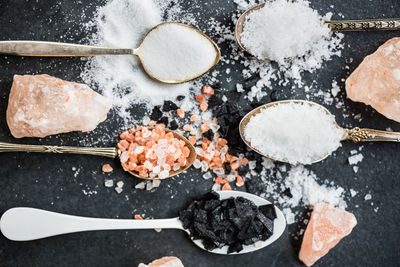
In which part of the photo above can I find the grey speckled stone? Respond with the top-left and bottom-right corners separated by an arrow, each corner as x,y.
0,0 -> 399,266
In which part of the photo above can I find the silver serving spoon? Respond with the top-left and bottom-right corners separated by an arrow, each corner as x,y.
0,127 -> 196,180
239,100 -> 400,164
0,22 -> 221,84
0,191 -> 286,255
235,2 -> 400,58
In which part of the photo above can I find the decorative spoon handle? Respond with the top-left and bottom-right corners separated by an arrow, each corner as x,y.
344,127 -> 400,142
0,207 -> 183,241
326,18 -> 400,31
0,41 -> 133,56
0,142 -> 118,158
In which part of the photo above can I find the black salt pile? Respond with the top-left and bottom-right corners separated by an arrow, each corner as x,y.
179,192 -> 277,253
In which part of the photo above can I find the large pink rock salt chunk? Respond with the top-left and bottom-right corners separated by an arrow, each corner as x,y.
6,74 -> 112,138
299,202 -> 357,266
346,37 -> 400,122
138,256 -> 184,267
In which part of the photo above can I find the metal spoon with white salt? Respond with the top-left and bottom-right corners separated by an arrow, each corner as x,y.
235,2 -> 400,59
0,127 -> 196,180
239,100 -> 400,164
0,22 -> 221,84
0,191 -> 286,255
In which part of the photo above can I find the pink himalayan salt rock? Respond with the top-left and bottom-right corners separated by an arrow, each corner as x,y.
299,203 -> 357,266
138,256 -> 184,267
6,74 -> 112,138
346,37 -> 400,122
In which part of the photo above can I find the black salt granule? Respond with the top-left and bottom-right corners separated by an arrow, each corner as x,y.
179,192 -> 277,253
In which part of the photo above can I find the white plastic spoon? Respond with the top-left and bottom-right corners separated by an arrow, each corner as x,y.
0,191 -> 286,255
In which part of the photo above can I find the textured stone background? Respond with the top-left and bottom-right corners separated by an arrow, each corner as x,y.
0,0 -> 399,266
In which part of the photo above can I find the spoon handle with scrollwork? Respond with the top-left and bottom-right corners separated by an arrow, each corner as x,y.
326,18 -> 400,31
343,127 -> 400,142
0,142 -> 118,158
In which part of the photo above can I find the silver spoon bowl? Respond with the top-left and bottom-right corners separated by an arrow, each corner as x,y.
235,2 -> 400,59
239,100 -> 400,164
0,191 -> 286,255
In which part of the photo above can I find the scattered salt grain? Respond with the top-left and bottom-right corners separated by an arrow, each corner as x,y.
203,172 -> 212,180
104,179 -> 114,188
240,0 -> 333,62
348,153 -> 364,165
135,182 -> 146,190
364,193 -> 372,201
139,23 -> 218,82
244,102 -> 344,165
117,181 -> 124,188
115,187 -> 123,194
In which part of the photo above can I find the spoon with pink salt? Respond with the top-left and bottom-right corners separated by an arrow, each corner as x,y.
0,126 -> 196,180
0,22 -> 221,84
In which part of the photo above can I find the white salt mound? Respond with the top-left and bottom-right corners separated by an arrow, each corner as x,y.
240,0 -> 332,63
139,23 -> 217,82
81,0 -> 192,119
244,102 -> 344,165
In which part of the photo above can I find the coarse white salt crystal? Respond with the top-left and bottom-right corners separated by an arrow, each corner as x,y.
244,102 -> 344,165
364,193 -> 372,201
116,181 -> 124,188
152,179 -> 161,188
139,23 -> 217,82
240,0 -> 332,63
144,160 -> 153,170
350,149 -> 358,155
193,159 -> 202,169
135,146 -> 145,154
158,170 -> 169,179
120,151 -> 129,163
348,153 -> 363,165
135,182 -> 146,189
146,181 -> 154,191
227,174 -> 236,182
222,95 -> 228,102
353,166 -> 359,173
152,165 -> 161,174
104,179 -> 114,188
115,187 -> 123,194
162,164 -> 171,171
212,183 -> 221,191
248,161 -> 257,170
149,172 -> 157,178
201,160 -> 209,172
213,167 -> 225,176
142,116 -> 151,126
350,189 -> 358,197
173,163 -> 181,171
203,172 -> 212,180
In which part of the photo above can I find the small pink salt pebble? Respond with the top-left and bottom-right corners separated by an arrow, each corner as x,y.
299,203 -> 357,266
138,256 -> 184,267
346,37 -> 400,122
102,164 -> 113,173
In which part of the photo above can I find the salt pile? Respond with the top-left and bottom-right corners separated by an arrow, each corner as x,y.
139,23 -> 218,82
244,102 -> 344,165
81,0 -> 193,120
241,0 -> 332,63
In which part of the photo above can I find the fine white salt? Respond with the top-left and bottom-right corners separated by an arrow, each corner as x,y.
81,0 -> 194,121
240,0 -> 332,63
244,102 -> 344,165
139,23 -> 217,82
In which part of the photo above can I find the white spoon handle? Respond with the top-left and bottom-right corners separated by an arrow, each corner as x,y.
0,41 -> 133,56
0,207 -> 183,241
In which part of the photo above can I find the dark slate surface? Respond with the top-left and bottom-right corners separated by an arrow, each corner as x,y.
0,0 -> 399,266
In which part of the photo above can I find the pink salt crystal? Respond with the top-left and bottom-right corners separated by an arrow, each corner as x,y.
6,74 -> 111,138
138,256 -> 184,267
299,202 -> 357,266
346,37 -> 400,122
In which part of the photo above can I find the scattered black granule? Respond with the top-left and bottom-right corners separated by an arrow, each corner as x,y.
150,106 -> 162,121
179,191 -> 276,253
224,162 -> 231,173
176,95 -> 185,101
169,119 -> 178,130
282,188 -> 292,198
208,95 -> 223,108
211,83 -> 221,89
203,129 -> 214,140
159,117 -> 169,126
162,100 -> 178,112
242,75 -> 259,90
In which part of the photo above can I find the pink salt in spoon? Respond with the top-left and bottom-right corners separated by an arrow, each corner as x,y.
0,127 -> 196,180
